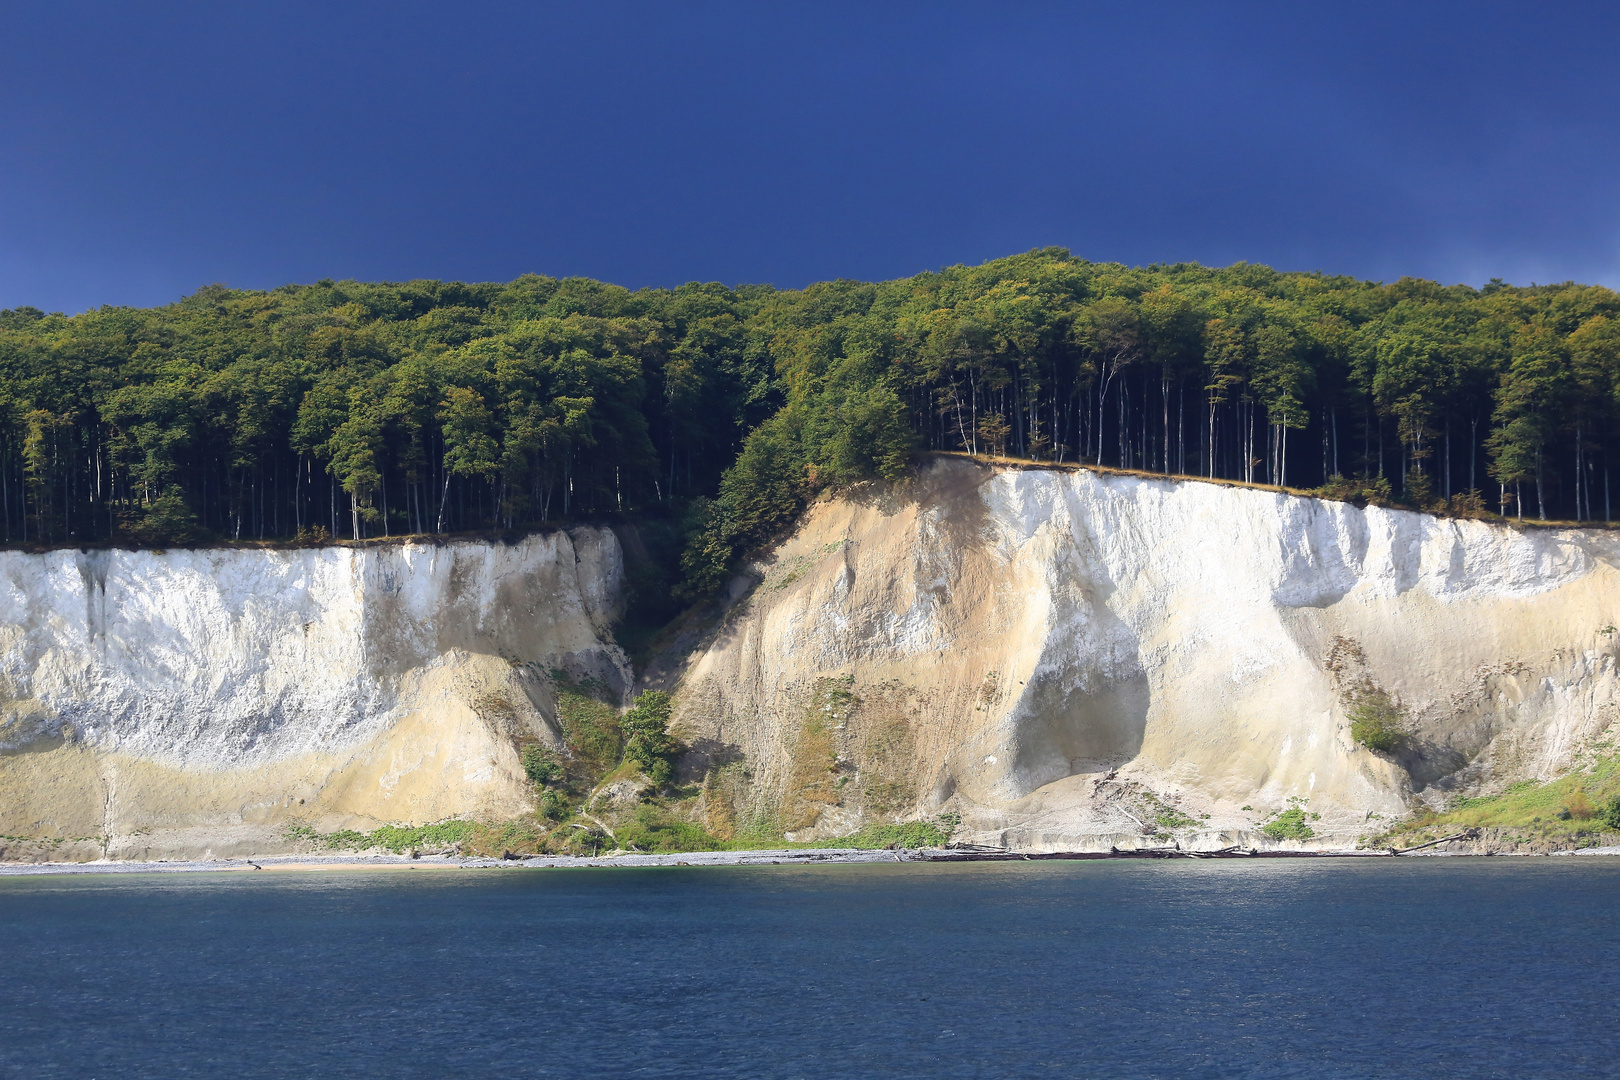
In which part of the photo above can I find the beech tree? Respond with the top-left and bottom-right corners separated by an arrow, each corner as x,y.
0,252 -> 1616,554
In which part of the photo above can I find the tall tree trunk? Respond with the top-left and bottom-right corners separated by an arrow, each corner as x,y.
1207,398 -> 1216,479
1470,416 -> 1479,493
1537,449 -> 1546,520
1177,380 -> 1185,474
1161,373 -> 1170,474
1575,424 -> 1583,521
1443,419 -> 1451,499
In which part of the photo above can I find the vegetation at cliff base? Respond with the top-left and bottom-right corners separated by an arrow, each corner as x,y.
620,690 -> 676,785
284,819 -> 480,854
1373,751 -> 1620,850
4,252 -> 1619,586
821,813 -> 961,850
1260,798 -> 1319,841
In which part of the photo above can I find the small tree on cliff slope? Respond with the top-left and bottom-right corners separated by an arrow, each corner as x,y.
622,690 -> 675,785
1348,687 -> 1408,753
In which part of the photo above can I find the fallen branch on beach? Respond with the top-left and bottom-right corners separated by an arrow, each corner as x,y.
1113,805 -> 1150,831
1390,829 -> 1479,854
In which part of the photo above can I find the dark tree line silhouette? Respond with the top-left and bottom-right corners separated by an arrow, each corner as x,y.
2,251 -> 1616,584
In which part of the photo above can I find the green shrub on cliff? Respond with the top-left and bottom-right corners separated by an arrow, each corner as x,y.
125,485 -> 213,545
288,819 -> 479,853
520,745 -> 562,785
613,805 -> 725,853
1154,806 -> 1199,831
1348,689 -> 1408,753
1600,795 -> 1620,831
831,813 -> 960,850
552,676 -> 622,778
621,690 -> 676,785
535,787 -> 568,821
1261,806 -> 1317,841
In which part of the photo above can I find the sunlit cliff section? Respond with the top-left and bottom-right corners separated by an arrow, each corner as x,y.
0,529 -> 630,860
2,459 -> 1616,862
670,458 -> 1620,850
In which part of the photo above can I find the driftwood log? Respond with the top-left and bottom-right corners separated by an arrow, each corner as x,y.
1391,828 -> 1480,854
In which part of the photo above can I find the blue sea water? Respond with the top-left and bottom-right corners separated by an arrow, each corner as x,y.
1,857 -> 1618,1079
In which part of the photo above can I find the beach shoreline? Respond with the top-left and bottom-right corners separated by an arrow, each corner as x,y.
0,848 -> 920,876
6,844 -> 1620,876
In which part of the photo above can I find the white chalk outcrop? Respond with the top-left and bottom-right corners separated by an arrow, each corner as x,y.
672,458 -> 1620,850
0,530 -> 629,859
6,458 -> 1617,862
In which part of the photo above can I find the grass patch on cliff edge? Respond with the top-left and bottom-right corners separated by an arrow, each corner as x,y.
1371,749 -> 1620,849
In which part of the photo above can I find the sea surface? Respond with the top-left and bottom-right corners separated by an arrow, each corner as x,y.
1,857 -> 1617,1079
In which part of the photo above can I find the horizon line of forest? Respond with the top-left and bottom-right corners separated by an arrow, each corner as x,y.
1,247 -> 1616,595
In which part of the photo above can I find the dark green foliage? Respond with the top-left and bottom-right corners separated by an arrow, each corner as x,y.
621,690 -> 676,785
536,788 -> 567,821
613,805 -> 726,853
125,484 -> 210,544
520,744 -> 562,785
0,276 -> 770,546
673,497 -> 732,601
3,252 -> 1618,571
612,512 -> 697,663
1602,795 -> 1620,831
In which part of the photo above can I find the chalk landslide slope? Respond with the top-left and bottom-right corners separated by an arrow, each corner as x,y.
672,458 -> 1620,850
0,529 -> 629,861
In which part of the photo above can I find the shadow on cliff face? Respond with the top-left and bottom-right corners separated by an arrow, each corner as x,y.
987,537 -> 1151,801
352,536 -> 632,702
611,516 -> 693,670
995,477 -> 1152,800
1395,738 -> 1471,791
838,455 -> 995,551
1006,659 -> 1151,798
675,737 -> 745,784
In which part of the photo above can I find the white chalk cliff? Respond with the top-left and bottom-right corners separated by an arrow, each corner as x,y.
672,458 -> 1620,850
0,530 -> 629,859
3,459 -> 1617,860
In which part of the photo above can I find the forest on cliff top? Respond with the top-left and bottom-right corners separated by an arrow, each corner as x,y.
2,248 -> 1617,586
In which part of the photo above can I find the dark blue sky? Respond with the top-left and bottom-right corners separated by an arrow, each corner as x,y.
3,1 -> 1618,313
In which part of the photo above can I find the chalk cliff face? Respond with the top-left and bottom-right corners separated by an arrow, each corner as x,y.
0,530 -> 629,859
5,459 -> 1618,861
672,459 -> 1620,850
